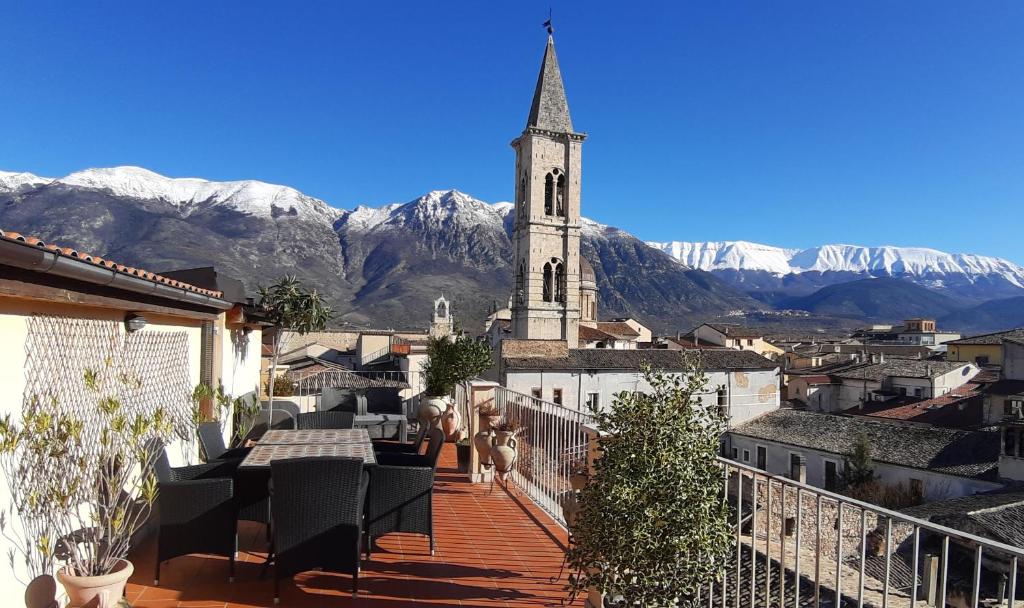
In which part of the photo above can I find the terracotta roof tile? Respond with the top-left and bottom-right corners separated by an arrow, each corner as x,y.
0,228 -> 223,298
579,325 -> 615,342
594,321 -> 640,337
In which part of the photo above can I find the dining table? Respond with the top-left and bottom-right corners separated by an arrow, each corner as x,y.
237,427 -> 378,578
238,427 -> 378,470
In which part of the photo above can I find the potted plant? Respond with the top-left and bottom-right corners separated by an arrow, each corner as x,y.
565,357 -> 733,606
420,334 -> 492,434
456,437 -> 472,473
0,365 -> 172,607
489,415 -> 521,481
258,276 -> 332,419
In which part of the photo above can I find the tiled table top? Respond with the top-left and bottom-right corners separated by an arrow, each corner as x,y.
260,428 -> 370,445
240,428 -> 377,468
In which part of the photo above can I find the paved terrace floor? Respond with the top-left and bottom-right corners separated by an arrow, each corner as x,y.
125,444 -> 582,607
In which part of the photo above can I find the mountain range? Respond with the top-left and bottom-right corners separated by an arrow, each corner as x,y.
2,166 -> 1021,334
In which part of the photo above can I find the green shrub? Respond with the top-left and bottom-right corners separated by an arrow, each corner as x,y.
567,356 -> 732,606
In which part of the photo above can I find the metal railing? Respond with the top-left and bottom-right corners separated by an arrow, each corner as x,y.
707,457 -> 1024,608
288,369 -> 425,418
360,345 -> 392,366
492,386 -> 596,526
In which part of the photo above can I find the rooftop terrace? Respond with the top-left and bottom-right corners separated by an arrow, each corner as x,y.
124,443 -> 579,607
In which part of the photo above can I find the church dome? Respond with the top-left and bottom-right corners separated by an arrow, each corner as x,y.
580,256 -> 597,286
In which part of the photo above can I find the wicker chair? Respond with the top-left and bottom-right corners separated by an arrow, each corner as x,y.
197,421 -> 251,462
295,411 -> 355,430
372,423 -> 427,455
241,408 -> 296,444
270,456 -> 368,602
150,442 -> 237,586
366,428 -> 445,556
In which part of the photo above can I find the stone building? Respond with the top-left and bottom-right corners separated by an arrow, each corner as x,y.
509,34 -> 587,348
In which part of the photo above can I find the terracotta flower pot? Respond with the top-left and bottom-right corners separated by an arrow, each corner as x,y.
473,430 -> 494,465
440,401 -> 461,441
418,396 -> 447,429
491,431 -> 518,479
57,559 -> 134,608
560,491 -> 580,528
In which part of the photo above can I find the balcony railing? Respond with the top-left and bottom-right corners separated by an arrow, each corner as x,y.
711,457 -> 1024,608
491,386 -> 595,526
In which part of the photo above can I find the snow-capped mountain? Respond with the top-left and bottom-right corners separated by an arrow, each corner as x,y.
0,170 -> 52,193
54,166 -> 341,223
0,168 -> 757,330
649,240 -> 1024,291
2,164 -> 1021,330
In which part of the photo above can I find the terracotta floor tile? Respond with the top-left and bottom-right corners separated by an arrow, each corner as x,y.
126,444 -> 581,608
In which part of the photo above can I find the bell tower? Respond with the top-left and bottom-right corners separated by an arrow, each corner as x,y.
510,34 -> 586,348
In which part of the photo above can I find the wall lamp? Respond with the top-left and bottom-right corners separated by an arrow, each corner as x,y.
125,313 -> 147,333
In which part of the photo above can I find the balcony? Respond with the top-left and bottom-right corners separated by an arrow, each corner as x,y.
123,442 -> 580,607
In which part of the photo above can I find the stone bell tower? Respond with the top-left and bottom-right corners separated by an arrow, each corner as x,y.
510,34 -> 586,348
429,294 -> 453,339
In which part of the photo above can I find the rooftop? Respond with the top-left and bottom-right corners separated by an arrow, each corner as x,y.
702,323 -> 764,339
854,383 -> 984,428
902,490 -> 1024,549
730,409 -> 999,479
504,348 -> 777,371
947,328 -> 1024,346
593,321 -> 640,338
0,228 -> 224,298
831,359 -> 973,382
578,324 -> 615,342
124,444 -> 579,607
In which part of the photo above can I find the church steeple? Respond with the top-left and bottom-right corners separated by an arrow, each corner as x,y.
526,36 -> 574,133
510,33 -> 585,348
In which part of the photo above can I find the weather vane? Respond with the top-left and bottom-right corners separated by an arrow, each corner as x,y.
542,9 -> 553,35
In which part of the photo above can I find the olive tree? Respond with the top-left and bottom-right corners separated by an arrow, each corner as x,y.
421,335 -> 493,397
259,276 -> 332,416
567,355 -> 732,607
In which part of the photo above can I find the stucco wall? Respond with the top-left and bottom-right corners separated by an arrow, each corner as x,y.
0,297 -> 207,593
1005,341 -> 1024,381
504,367 -> 779,427
948,344 -> 1003,366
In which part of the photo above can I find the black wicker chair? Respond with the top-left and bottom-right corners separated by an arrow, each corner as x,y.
241,408 -> 296,444
270,456 -> 368,602
372,423 -> 427,455
366,428 -> 445,556
295,411 -> 355,430
150,441 -> 237,586
197,421 -> 251,462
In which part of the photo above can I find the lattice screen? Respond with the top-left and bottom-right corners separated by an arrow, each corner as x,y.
23,315 -> 195,447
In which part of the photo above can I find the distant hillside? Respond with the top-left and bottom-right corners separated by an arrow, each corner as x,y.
780,277 -> 966,321
940,296 -> 1024,333
0,166 -> 762,333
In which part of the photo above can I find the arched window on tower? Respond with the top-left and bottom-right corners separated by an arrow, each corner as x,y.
518,174 -> 527,226
555,263 -> 566,302
556,174 -> 566,216
516,261 -> 526,305
544,173 -> 554,215
542,263 -> 553,302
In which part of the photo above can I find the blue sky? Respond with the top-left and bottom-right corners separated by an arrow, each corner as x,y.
2,2 -> 1023,263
